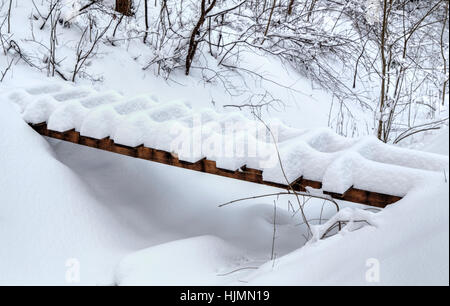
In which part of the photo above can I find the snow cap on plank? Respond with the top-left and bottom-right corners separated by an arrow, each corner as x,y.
23,96 -> 60,125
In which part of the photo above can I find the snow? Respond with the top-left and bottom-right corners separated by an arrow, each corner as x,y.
48,101 -> 90,132
0,101 -> 123,285
0,0 -> 448,286
263,130 -> 448,196
60,0 -> 82,23
1,98 -> 447,285
426,128 -> 450,156
4,83 -> 448,198
115,236 -> 249,286
23,95 -> 60,125
307,207 -> 378,244
80,106 -> 122,139
0,99 -> 307,285
244,182 -> 449,286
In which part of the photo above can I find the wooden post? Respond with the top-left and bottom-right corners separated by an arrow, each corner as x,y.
116,0 -> 132,16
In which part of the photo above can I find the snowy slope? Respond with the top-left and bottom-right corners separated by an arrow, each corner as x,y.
0,0 -> 367,134
116,184 -> 449,286
244,183 -> 449,286
0,101 -> 126,285
246,128 -> 450,285
426,128 -> 450,156
0,100 -> 311,285
0,1 -> 448,286
113,128 -> 450,286
1,78 -> 449,286
2,98 -> 448,285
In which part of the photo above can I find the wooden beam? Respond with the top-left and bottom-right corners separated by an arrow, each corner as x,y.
30,123 -> 402,208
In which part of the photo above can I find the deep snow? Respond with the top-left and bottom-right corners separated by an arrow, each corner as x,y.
4,82 -> 448,198
0,99 -> 307,285
245,183 -> 449,286
0,0 -> 448,286
1,98 -> 448,285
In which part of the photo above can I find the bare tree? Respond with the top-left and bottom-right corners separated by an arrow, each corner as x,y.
1,0 -> 447,143
263,0 -> 277,42
287,0 -> 295,15
7,0 -> 11,33
185,0 -> 217,76
143,0 -> 149,43
0,57 -> 12,82
377,0 -> 390,141
72,19 -> 113,82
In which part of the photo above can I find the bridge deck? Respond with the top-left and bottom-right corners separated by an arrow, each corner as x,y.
31,123 -> 402,208
6,84 -> 446,209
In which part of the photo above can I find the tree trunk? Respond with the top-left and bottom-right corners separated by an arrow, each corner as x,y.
262,0 -> 277,44
377,0 -> 389,141
116,0 -> 132,16
287,0 -> 295,15
185,0 -> 217,76
143,0 -> 149,43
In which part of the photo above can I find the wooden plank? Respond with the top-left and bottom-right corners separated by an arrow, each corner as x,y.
241,165 -> 264,184
65,130 -> 81,143
29,123 -> 402,208
112,143 -> 137,157
80,135 -> 100,148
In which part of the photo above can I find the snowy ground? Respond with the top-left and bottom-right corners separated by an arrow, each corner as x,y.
0,1 -> 449,286
0,98 -> 316,285
1,96 -> 448,286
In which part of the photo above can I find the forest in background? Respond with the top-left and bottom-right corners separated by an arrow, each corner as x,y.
1,0 -> 449,143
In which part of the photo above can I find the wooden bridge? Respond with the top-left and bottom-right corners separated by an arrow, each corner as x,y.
5,83 -> 447,209
30,122 -> 402,208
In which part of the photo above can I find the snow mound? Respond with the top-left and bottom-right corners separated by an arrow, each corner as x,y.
0,100 -> 129,285
3,83 -> 449,198
243,182 -> 449,286
115,236 -> 249,286
0,100 -> 303,285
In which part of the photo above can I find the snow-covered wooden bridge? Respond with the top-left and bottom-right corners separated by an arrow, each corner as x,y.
3,83 -> 448,208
